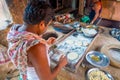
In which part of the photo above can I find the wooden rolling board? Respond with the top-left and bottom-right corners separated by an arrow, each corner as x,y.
50,23 -> 104,70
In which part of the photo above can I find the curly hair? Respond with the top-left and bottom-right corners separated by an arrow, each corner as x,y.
23,0 -> 54,25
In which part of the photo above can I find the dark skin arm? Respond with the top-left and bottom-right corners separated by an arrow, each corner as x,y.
90,2 -> 101,24
27,42 -> 67,80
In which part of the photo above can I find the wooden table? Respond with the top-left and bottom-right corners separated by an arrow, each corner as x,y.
56,26 -> 120,80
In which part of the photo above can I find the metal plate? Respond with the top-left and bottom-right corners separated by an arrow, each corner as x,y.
87,68 -> 114,80
86,51 -> 110,68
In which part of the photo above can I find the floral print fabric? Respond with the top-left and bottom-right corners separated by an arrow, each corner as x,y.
7,24 -> 44,80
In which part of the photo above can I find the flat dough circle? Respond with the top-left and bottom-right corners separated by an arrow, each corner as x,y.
66,40 -> 73,44
67,52 -> 79,60
75,41 -> 82,46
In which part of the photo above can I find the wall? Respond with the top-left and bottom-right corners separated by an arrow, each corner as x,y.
6,0 -> 27,24
79,0 -> 84,15
5,0 -> 120,23
0,0 -> 13,30
100,0 -> 120,21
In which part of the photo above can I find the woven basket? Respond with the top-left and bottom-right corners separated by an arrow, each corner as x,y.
100,44 -> 120,68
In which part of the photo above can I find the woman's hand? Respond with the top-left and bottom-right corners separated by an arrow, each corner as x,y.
58,55 -> 68,68
90,21 -> 94,24
47,37 -> 56,45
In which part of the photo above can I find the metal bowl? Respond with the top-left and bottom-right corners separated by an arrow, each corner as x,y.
87,68 -> 114,80
101,44 -> 120,68
86,51 -> 110,68
42,32 -> 58,40
53,22 -> 73,34
81,28 -> 98,38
